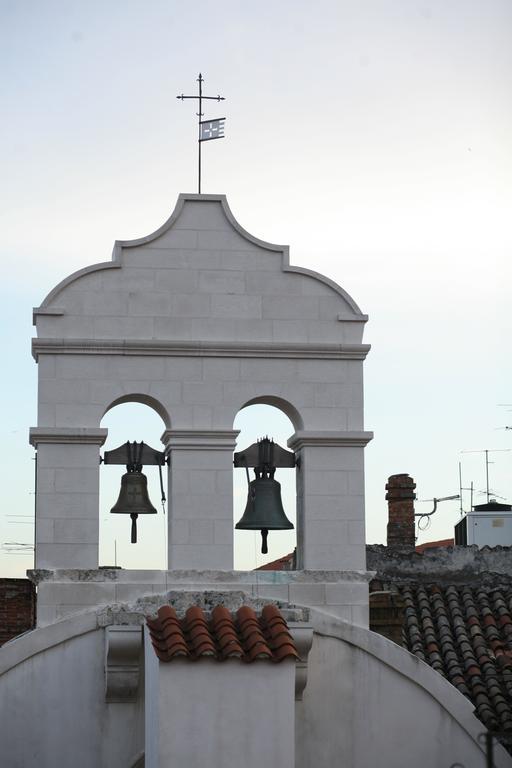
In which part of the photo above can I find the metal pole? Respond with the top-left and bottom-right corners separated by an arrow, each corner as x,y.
459,462 -> 463,515
485,449 -> 490,503
177,74 -> 224,193
198,73 -> 203,194
33,453 -> 37,569
486,731 -> 494,768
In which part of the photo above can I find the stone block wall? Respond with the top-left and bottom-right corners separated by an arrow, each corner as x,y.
30,195 -> 373,573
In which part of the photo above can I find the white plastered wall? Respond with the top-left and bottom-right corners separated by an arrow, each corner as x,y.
0,617 -> 144,768
31,194 -> 372,571
144,627 -> 295,768
1,609 -> 510,768
297,610 -> 512,768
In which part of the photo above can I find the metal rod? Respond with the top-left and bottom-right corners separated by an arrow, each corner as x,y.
413,495 -> 459,518
486,731 -> 494,768
459,462 -> 463,515
164,506 -> 168,571
33,452 -> 37,569
460,448 -> 511,504
176,73 -> 224,194
485,449 -> 490,503
198,73 -> 203,194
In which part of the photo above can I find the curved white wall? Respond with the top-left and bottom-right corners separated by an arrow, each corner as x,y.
0,617 -> 143,768
297,611 -> 512,768
2,607 -> 509,768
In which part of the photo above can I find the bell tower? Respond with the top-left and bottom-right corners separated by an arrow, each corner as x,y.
30,194 -> 372,626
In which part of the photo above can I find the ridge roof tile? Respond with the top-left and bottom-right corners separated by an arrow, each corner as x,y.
146,603 -> 299,664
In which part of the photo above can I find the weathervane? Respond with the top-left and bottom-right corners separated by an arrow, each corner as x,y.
177,73 -> 225,194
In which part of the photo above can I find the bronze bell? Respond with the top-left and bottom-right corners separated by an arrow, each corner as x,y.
111,470 -> 157,543
236,475 -> 294,554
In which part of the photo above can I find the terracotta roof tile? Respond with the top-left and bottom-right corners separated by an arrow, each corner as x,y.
146,603 -> 299,664
415,538 -> 454,553
397,584 -> 512,736
255,552 -> 295,570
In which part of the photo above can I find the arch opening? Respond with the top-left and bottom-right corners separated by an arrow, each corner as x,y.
99,401 -> 168,570
233,403 -> 297,571
241,395 -> 303,432
102,393 -> 171,429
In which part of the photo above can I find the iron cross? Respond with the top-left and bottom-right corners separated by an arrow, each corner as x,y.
177,73 -> 225,194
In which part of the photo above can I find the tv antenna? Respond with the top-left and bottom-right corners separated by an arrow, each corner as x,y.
460,448 -> 511,504
414,494 -> 460,531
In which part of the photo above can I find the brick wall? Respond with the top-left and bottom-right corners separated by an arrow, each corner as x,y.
386,474 -> 416,551
0,579 -> 36,645
369,586 -> 405,645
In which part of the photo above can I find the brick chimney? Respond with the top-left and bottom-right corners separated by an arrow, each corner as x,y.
386,474 -> 416,551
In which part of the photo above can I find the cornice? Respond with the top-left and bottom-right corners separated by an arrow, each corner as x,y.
161,429 -> 240,451
32,338 -> 371,361
29,427 -> 108,447
287,431 -> 374,451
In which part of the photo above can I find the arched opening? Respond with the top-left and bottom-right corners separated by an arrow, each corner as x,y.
233,402 -> 297,571
102,393 -> 171,428
99,401 -> 167,570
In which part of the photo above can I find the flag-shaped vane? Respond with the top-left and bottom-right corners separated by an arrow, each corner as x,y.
200,118 -> 225,142
177,73 -> 226,193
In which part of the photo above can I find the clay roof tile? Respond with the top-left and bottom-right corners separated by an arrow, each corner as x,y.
146,603 -> 297,665
395,583 -> 512,743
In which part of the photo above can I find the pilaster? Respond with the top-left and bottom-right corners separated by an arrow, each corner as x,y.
29,427 -> 107,569
288,430 -> 373,570
161,429 -> 239,570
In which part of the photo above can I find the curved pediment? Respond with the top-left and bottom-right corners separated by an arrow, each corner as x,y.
33,194 -> 367,346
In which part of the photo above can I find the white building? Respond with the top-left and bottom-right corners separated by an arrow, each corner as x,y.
0,194 -> 509,767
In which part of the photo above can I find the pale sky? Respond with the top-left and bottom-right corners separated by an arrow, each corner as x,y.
1,0 -> 511,576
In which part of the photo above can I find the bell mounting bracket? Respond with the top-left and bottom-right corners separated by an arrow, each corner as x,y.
101,441 -> 167,471
233,437 -> 296,476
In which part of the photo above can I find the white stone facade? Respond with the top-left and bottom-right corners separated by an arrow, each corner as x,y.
34,569 -> 371,628
30,194 -> 372,575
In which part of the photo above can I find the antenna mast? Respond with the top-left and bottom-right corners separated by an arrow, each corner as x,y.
460,448 -> 511,506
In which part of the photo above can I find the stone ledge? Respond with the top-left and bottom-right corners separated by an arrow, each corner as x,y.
162,429 -> 239,451
28,568 -> 375,585
29,427 -> 108,446
31,338 -> 371,361
288,431 -> 374,450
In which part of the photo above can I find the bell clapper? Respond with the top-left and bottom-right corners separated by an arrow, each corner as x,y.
130,514 -> 138,544
261,528 -> 269,554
